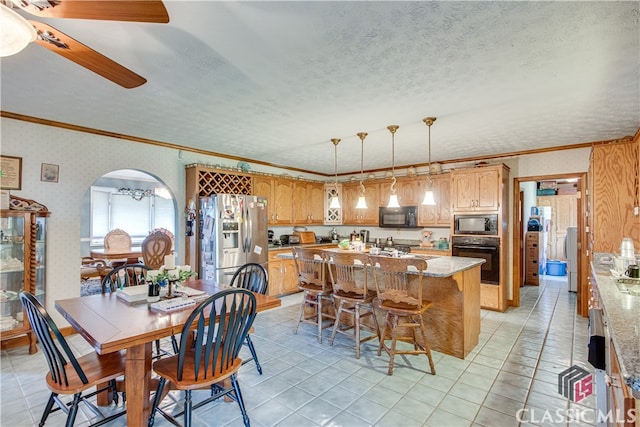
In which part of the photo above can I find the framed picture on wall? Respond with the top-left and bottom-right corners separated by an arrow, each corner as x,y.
0,155 -> 22,190
41,163 -> 59,183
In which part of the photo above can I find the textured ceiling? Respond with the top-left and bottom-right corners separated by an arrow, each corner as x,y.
1,1 -> 639,176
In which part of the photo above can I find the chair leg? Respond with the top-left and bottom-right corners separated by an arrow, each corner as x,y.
65,393 -> 82,427
293,292 -> 307,334
171,334 -> 179,354
231,374 -> 250,427
184,389 -> 192,427
245,335 -> 263,375
378,312 -> 391,356
418,316 -> 436,375
387,314 -> 400,376
148,377 -> 167,427
316,294 -> 323,344
329,299 -> 344,346
354,303 -> 361,359
39,393 -> 57,427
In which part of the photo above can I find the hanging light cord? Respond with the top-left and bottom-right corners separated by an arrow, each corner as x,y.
332,138 -> 340,193
423,117 -> 436,186
357,132 -> 367,195
387,125 -> 399,193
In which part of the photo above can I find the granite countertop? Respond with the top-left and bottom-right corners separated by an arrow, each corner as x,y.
275,250 -> 484,278
592,253 -> 640,397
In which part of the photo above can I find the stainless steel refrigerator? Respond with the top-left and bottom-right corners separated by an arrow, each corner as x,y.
564,226 -> 578,292
199,194 -> 268,286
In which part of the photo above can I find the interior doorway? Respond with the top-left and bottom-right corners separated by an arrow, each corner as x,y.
512,172 -> 588,316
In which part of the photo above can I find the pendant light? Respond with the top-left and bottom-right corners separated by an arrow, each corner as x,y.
387,125 -> 400,208
422,117 -> 437,206
355,132 -> 368,209
329,138 -> 341,209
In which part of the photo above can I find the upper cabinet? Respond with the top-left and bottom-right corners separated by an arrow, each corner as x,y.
590,141 -> 639,253
378,177 -> 420,206
451,165 -> 506,212
324,184 -> 342,225
342,181 -> 379,225
418,174 -> 451,226
253,175 -> 293,224
292,181 -> 324,224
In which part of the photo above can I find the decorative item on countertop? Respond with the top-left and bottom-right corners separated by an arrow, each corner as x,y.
420,230 -> 433,247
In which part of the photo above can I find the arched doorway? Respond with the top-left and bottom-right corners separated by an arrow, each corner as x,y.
80,169 -> 177,295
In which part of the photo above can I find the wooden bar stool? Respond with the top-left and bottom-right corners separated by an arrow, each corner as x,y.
292,247 -> 334,343
325,251 -> 378,358
369,255 -> 436,376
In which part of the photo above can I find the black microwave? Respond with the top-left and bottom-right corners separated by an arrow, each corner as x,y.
379,206 -> 419,229
454,214 -> 498,235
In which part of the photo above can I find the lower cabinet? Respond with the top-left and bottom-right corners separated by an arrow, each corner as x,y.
267,249 -> 300,296
607,340 -> 638,427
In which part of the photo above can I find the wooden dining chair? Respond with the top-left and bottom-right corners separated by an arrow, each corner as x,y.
369,255 -> 436,376
141,230 -> 173,269
19,291 -> 126,427
148,289 -> 257,427
103,228 -> 132,252
325,251 -> 379,359
229,262 -> 268,374
100,263 -> 176,356
100,263 -> 150,294
292,246 -> 335,343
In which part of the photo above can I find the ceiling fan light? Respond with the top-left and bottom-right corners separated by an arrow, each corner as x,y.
387,194 -> 400,208
422,190 -> 436,206
329,195 -> 341,209
0,4 -> 36,57
355,195 -> 367,209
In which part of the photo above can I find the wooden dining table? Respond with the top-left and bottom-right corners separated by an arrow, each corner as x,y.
55,279 -> 281,427
90,247 -> 143,264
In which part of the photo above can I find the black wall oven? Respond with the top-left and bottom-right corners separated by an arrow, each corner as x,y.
452,236 -> 500,285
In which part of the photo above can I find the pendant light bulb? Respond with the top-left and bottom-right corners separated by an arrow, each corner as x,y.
330,138 -> 341,209
386,125 -> 400,208
355,132 -> 368,209
422,117 -> 437,206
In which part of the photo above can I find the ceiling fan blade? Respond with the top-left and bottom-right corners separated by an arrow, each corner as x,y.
17,1 -> 169,23
30,21 -> 146,88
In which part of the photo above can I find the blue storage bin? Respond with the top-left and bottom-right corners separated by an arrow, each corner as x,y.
546,260 -> 567,276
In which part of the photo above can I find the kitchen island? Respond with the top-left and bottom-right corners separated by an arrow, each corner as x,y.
278,250 -> 484,359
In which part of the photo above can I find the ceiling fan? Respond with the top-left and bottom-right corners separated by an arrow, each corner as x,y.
0,0 -> 169,88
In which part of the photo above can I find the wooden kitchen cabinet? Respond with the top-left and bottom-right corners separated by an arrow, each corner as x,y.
268,249 -> 300,296
418,174 -> 451,226
607,340 -> 638,427
590,141 -> 639,253
292,182 -> 324,225
253,176 -> 293,225
342,182 -> 379,225
451,165 -> 504,212
378,177 -> 419,206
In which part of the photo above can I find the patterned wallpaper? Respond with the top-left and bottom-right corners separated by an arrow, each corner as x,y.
1,117 -> 590,324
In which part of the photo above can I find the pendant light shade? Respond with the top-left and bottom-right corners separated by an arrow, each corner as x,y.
355,132 -> 368,209
421,117 -> 437,206
329,138 -> 341,209
386,125 -> 400,208
0,4 -> 36,57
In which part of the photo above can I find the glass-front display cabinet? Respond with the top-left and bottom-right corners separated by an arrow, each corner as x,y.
0,196 -> 49,354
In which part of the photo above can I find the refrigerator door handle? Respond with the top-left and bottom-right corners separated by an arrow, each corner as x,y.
246,207 -> 253,252
563,234 -> 567,259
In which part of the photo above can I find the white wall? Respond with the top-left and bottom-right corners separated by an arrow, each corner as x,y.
2,117 -> 592,323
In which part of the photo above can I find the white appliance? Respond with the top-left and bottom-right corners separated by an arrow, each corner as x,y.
199,194 -> 269,286
564,226 -> 578,292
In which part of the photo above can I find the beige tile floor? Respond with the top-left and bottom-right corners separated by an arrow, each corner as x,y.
1,275 -> 595,426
